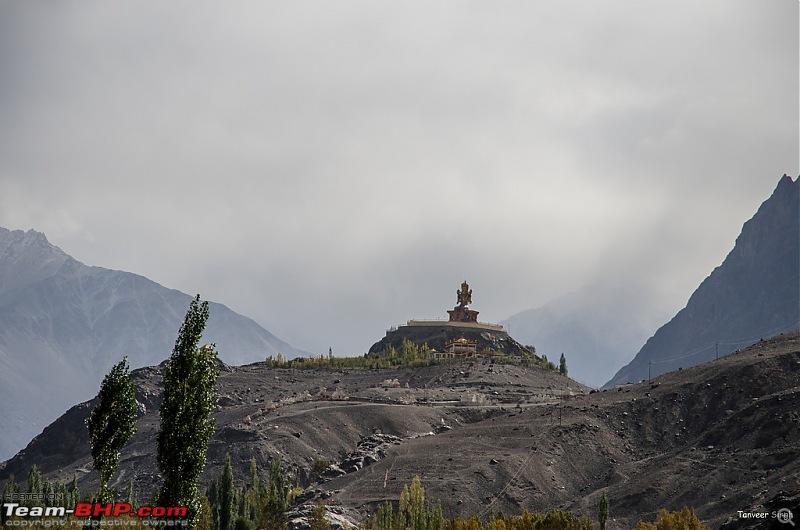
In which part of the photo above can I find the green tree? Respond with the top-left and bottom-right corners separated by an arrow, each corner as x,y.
125,479 -> 137,508
1,475 -> 19,524
41,479 -> 53,505
312,458 -> 331,480
157,295 -> 219,526
197,495 -> 213,530
598,491 -> 609,530
218,454 -> 236,530
540,355 -> 556,371
206,478 -> 220,530
86,357 -> 138,504
150,486 -> 161,507
309,502 -> 332,530
374,501 -> 394,530
405,475 -> 427,530
27,465 -> 42,507
68,473 -> 79,507
248,457 -> 260,493
236,488 -> 249,521
378,476 -> 441,530
559,353 -> 568,377
259,456 -> 288,530
246,457 -> 261,523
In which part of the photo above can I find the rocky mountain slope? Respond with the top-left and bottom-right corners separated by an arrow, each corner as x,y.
0,227 -> 304,461
606,175 -> 800,388
2,332 -> 798,529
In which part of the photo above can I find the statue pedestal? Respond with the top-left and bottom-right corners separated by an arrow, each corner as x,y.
447,305 -> 479,323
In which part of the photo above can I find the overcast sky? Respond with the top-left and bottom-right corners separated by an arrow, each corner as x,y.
0,1 -> 797,356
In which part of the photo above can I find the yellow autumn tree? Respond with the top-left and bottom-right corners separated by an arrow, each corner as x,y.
634,507 -> 709,530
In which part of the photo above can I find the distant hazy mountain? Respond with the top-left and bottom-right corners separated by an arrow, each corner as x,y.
605,175 -> 800,388
501,282 -> 672,387
0,227 -> 304,461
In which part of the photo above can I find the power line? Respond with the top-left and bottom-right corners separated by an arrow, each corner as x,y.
649,343 -> 714,365
715,317 -> 800,345
648,318 -> 800,365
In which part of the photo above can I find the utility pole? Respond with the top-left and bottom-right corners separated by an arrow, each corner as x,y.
648,360 -> 652,382
715,341 -> 719,360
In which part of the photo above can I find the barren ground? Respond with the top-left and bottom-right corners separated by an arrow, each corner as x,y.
3,332 -> 799,529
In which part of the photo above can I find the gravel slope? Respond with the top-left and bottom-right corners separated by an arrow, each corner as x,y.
2,332 -> 798,529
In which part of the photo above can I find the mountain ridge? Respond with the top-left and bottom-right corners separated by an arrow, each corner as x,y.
0,228 -> 69,299
605,175 -> 800,388
501,175 -> 799,389
0,227 -> 304,461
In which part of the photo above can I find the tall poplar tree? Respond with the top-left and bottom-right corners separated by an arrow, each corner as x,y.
157,295 -> 219,526
259,457 -> 288,530
598,491 -> 609,530
86,357 -> 138,504
218,454 -> 236,530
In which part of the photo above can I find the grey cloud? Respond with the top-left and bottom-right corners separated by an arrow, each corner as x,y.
0,1 -> 796,357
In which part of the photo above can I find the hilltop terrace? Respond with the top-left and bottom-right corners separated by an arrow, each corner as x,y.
394,319 -> 504,332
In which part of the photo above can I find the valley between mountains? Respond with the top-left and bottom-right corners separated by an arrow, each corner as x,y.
2,332 -> 799,529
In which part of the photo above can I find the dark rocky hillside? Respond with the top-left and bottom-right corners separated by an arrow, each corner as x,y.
368,323 -> 532,358
606,175 -> 800,388
2,332 -> 799,528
